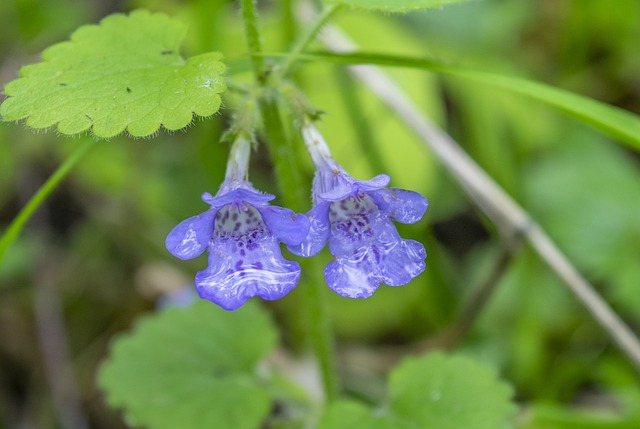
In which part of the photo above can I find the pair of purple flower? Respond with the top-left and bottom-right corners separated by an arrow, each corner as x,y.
166,123 -> 428,310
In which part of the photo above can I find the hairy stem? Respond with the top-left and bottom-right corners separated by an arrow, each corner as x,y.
240,0 -> 339,402
260,95 -> 339,402
240,0 -> 266,83
0,140 -> 97,269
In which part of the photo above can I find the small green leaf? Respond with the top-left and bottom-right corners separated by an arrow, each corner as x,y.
98,300 -> 277,429
319,353 -> 515,429
326,0 -> 474,13
0,10 -> 226,138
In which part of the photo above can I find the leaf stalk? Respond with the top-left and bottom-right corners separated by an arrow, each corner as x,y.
0,140 -> 98,269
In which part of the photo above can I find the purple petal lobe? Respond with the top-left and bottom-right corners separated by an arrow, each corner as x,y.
354,174 -> 391,191
314,169 -> 357,202
315,170 -> 391,203
204,185 -> 275,208
379,239 -> 426,286
258,206 -> 310,247
324,257 -> 380,298
165,209 -> 216,260
201,192 -> 215,204
195,232 -> 300,311
369,188 -> 428,224
288,202 -> 331,257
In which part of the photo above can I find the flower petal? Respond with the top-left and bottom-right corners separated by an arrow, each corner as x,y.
369,188 -> 428,224
258,206 -> 310,247
354,174 -> 391,191
203,186 -> 275,208
378,239 -> 426,286
165,209 -> 216,260
195,234 -> 300,310
324,256 -> 380,298
314,170 -> 356,202
326,196 -> 381,258
288,202 -> 331,257
315,171 -> 391,202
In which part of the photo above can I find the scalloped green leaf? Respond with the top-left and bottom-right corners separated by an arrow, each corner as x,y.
98,300 -> 277,429
389,353 -> 516,429
0,10 -> 226,138
326,0 -> 474,13
319,353 -> 516,429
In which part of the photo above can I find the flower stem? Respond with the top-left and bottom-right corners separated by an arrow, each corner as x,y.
239,0 -> 340,402
225,134 -> 252,182
260,96 -> 339,403
300,258 -> 339,403
300,117 -> 336,170
240,0 -> 266,83
0,140 -> 98,269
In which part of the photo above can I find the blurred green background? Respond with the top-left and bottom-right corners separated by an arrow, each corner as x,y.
0,0 -> 639,428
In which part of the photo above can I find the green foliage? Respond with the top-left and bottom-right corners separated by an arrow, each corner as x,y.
319,353 -> 516,429
319,401 -> 394,429
98,301 -> 277,429
326,0 -> 474,13
525,134 -> 640,314
0,10 -> 226,138
298,52 -> 640,152
2,2 -> 640,428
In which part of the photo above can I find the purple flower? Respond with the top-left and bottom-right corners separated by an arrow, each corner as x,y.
290,122 -> 428,298
165,137 -> 310,310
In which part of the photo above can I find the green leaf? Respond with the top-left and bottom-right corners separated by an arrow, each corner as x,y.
524,134 -> 640,314
98,300 -> 277,429
326,0 -> 474,13
319,353 -> 516,429
0,10 -> 226,138
389,353 -> 516,429
290,51 -> 640,152
319,401 -> 395,429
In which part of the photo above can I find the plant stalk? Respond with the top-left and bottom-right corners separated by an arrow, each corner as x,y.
240,0 -> 267,83
260,96 -> 339,402
239,0 -> 340,402
0,140 -> 98,269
